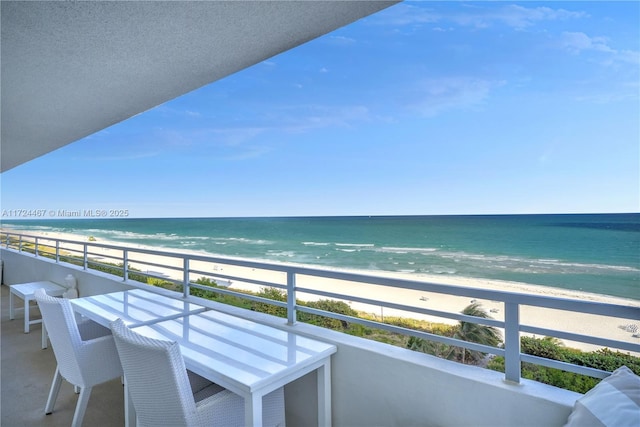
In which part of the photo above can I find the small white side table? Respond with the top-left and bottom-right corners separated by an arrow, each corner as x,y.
9,281 -> 66,348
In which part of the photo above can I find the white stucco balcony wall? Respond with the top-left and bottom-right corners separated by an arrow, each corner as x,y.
1,248 -> 580,426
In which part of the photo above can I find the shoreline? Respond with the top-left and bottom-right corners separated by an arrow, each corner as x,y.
3,228 -> 639,354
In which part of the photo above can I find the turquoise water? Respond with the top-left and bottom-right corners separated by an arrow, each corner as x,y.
2,214 -> 639,300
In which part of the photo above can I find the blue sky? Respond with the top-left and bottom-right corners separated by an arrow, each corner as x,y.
1,1 -> 639,219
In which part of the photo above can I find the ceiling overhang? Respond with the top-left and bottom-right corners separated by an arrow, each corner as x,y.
1,0 -> 398,172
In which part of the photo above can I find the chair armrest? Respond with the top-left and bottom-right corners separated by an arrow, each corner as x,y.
78,335 -> 123,384
196,389 -> 244,426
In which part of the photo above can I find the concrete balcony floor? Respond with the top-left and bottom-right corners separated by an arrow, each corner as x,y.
1,284 -> 125,426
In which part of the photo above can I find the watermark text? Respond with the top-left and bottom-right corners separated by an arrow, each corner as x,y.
1,209 -> 130,218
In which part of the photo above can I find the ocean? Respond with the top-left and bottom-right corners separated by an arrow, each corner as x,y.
2,213 -> 639,300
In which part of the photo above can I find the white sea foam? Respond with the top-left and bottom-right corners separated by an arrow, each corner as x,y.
85,229 -> 207,242
536,259 -> 640,272
431,250 -> 640,274
3,214 -> 637,301
213,237 -> 273,245
266,250 -> 296,257
380,246 -> 438,253
5,224 -> 52,231
429,267 -> 457,274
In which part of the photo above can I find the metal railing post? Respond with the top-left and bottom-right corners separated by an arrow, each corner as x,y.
6,231 -> 637,382
123,249 -> 129,281
287,271 -> 296,325
504,302 -> 521,383
83,244 -> 88,270
183,258 -> 190,298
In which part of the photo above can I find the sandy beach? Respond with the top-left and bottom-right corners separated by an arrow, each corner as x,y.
4,228 -> 639,354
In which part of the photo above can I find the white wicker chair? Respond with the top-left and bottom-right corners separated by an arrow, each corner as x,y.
110,318 -> 285,427
34,288 -> 123,427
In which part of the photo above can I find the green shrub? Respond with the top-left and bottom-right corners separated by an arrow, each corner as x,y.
148,277 -> 180,291
563,348 -> 640,374
521,336 -> 566,360
190,277 -> 219,299
251,287 -> 288,318
297,299 -> 358,329
487,336 -> 640,393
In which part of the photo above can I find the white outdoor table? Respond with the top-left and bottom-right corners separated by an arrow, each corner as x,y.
69,288 -> 207,328
132,310 -> 337,427
70,288 -> 208,426
9,281 -> 66,345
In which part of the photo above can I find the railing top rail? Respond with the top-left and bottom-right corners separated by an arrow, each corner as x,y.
2,231 -> 639,319
3,230 -> 639,383
290,265 -> 639,318
1,231 -> 289,270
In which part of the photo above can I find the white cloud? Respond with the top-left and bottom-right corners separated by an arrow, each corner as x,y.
150,104 -> 375,161
279,104 -> 372,133
373,3 -> 586,30
465,4 -> 588,29
149,105 -> 205,119
559,32 -> 615,54
558,31 -> 640,66
408,77 -> 503,117
574,79 -> 640,104
374,3 -> 440,26
76,151 -> 161,162
328,35 -> 357,45
154,126 -> 273,161
207,127 -> 268,147
617,50 -> 640,65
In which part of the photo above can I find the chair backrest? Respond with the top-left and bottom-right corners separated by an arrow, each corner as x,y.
35,288 -> 85,385
110,318 -> 198,427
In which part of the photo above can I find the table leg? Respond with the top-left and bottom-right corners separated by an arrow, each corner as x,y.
9,289 -> 15,320
124,378 -> 137,427
24,296 -> 30,333
42,324 -> 48,349
317,360 -> 332,427
245,393 -> 263,427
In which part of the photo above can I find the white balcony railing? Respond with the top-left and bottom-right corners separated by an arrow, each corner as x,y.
2,231 -> 639,384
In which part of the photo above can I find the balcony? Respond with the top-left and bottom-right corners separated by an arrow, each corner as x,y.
2,233 -> 638,426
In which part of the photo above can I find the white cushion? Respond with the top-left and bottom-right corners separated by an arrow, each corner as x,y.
564,365 -> 640,427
